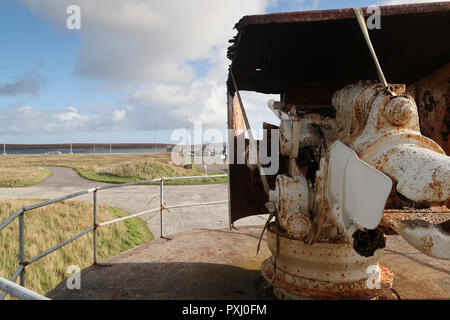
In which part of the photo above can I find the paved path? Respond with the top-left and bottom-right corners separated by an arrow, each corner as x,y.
0,167 -> 268,237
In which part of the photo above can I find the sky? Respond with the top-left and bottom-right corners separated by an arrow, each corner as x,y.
0,0 -> 446,144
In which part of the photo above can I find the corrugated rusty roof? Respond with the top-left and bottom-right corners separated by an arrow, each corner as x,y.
227,2 -> 450,94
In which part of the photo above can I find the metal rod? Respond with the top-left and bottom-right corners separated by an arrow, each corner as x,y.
160,179 -> 164,238
0,277 -> 50,300
99,199 -> 226,228
23,189 -> 94,212
19,212 -> 25,286
0,265 -> 24,300
99,208 -> 160,227
353,7 -> 388,88
10,265 -> 24,283
162,174 -> 227,181
25,226 -> 94,265
0,190 -> 97,233
97,178 -> 162,191
164,200 -> 228,210
0,208 -> 24,232
93,190 -> 97,265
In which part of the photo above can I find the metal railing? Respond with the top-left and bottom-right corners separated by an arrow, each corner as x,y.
0,174 -> 228,300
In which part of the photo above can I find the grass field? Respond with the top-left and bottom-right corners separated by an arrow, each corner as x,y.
0,199 -> 153,299
0,153 -> 228,187
0,165 -> 52,188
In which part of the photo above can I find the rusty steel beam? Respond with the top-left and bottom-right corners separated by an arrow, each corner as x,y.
236,2 -> 450,27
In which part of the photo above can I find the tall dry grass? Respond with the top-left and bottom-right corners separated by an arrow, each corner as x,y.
0,164 -> 51,187
0,199 -> 152,299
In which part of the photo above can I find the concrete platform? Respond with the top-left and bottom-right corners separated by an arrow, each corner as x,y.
46,226 -> 450,300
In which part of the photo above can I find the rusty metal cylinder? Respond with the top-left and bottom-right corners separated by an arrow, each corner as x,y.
384,96 -> 416,126
269,175 -> 312,239
262,224 -> 393,300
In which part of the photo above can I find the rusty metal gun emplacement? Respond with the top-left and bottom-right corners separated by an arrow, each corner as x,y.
261,81 -> 449,300
227,2 -> 449,300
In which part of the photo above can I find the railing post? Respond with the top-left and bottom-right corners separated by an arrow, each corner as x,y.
160,178 -> 164,238
18,211 -> 25,287
93,190 -> 98,265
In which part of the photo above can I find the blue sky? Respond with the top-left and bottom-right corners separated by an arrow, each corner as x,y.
0,0 -> 435,144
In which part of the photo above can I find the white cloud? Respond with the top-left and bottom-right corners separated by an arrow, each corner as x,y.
19,0 -> 271,85
125,46 -> 280,132
0,104 -> 125,135
112,109 -> 126,122
53,107 -> 87,123
11,1 -> 339,139
15,0 -> 284,136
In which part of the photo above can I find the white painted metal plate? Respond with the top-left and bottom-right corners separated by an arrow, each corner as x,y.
328,141 -> 392,230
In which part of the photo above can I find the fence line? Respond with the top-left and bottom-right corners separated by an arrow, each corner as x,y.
0,173 -> 228,300
0,277 -> 49,300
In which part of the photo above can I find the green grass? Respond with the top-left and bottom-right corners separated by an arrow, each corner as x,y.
106,206 -> 154,246
73,167 -> 136,184
0,199 -> 153,299
74,166 -> 228,185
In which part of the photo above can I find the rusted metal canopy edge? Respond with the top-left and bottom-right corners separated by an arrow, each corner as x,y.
227,2 -> 450,95
235,2 -> 450,28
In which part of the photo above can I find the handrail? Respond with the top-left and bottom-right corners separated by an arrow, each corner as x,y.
25,226 -> 95,266
99,208 -> 160,227
0,265 -> 24,300
0,173 -> 228,300
164,200 -> 228,210
0,277 -> 50,300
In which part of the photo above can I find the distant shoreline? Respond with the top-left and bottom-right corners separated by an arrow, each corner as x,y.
1,143 -> 175,150
1,143 -> 226,155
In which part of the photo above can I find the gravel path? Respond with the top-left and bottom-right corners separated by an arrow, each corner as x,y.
0,167 -> 268,236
